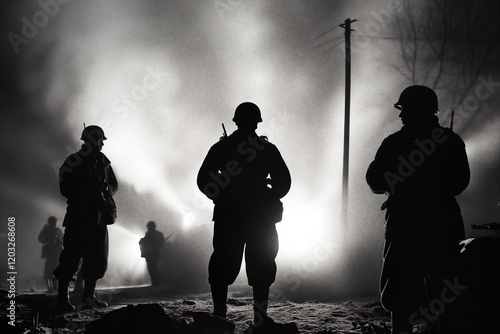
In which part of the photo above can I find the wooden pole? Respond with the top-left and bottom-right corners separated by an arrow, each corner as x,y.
340,18 -> 356,230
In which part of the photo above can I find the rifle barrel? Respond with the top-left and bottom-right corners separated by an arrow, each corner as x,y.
222,123 -> 228,137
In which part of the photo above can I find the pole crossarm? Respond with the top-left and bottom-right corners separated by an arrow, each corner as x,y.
339,18 -> 357,31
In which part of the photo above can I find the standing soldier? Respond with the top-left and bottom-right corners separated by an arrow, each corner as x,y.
38,216 -> 63,291
197,102 -> 291,330
139,221 -> 165,287
54,125 -> 118,312
366,86 -> 470,333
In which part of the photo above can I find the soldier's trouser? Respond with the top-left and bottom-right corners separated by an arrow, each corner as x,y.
44,255 -> 59,280
209,221 -> 279,287
146,255 -> 161,286
380,238 -> 461,332
54,223 -> 108,282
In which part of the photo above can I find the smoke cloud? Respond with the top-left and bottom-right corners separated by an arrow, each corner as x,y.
1,0 -> 499,300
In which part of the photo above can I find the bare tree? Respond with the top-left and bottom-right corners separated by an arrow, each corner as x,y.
392,0 -> 500,128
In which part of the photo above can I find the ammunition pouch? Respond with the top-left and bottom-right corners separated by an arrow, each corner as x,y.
98,196 -> 117,225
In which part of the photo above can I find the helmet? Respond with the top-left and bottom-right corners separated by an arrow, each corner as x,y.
394,85 -> 439,113
232,102 -> 262,124
146,221 -> 156,228
47,216 -> 58,225
81,125 -> 107,142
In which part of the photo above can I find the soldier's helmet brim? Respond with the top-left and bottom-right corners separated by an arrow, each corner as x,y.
394,85 -> 439,113
81,125 -> 107,141
232,102 -> 263,123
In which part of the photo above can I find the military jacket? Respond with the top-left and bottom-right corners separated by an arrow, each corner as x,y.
59,146 -> 117,203
197,130 -> 291,223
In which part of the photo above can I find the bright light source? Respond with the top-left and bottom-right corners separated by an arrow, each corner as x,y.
277,201 -> 343,265
107,225 -> 147,286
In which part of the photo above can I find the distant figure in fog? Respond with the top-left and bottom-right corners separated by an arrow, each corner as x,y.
54,125 -> 118,312
38,216 -> 63,291
197,102 -> 291,329
139,221 -> 165,287
366,86 -> 470,333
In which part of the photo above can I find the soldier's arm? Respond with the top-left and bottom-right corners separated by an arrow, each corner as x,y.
59,155 -> 78,199
366,139 -> 395,194
38,227 -> 48,243
156,233 -> 165,247
107,164 -> 118,196
268,145 -> 291,199
366,163 -> 389,194
441,133 -> 470,196
197,146 -> 221,200
60,154 -> 103,202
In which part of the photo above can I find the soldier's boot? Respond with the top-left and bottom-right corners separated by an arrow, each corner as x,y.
253,285 -> 270,326
211,284 -> 228,319
391,311 -> 414,334
80,279 -> 108,310
56,280 -> 75,313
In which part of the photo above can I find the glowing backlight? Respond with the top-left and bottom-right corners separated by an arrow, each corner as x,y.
277,201 -> 343,264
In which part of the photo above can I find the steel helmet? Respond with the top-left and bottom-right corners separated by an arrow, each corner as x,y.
146,221 -> 156,228
81,125 -> 107,142
394,85 -> 439,113
232,102 -> 263,124
47,216 -> 58,225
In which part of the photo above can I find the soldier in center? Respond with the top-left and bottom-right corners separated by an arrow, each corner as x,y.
197,102 -> 291,329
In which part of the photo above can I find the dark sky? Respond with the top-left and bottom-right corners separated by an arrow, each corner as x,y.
1,0 -> 499,300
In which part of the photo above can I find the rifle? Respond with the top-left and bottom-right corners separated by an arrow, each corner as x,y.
164,232 -> 175,242
222,123 -> 228,137
450,110 -> 455,131
471,222 -> 500,230
220,123 -> 228,140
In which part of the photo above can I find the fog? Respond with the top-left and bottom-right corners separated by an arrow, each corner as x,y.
1,0 -> 499,302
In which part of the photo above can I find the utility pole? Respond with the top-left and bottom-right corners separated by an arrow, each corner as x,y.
340,18 -> 356,230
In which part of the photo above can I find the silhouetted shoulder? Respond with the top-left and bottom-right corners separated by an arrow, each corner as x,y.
441,127 -> 466,146
372,131 -> 405,154
63,152 -> 82,166
259,135 -> 276,147
101,151 -> 111,161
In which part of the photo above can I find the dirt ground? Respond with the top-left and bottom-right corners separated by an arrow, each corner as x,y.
0,286 -> 392,333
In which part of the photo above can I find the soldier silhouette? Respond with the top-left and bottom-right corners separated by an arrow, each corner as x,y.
54,125 -> 118,312
38,216 -> 63,291
366,86 -> 470,333
197,102 -> 291,330
139,221 -> 165,287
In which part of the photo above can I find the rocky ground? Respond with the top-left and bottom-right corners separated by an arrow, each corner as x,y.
0,286 -> 392,333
